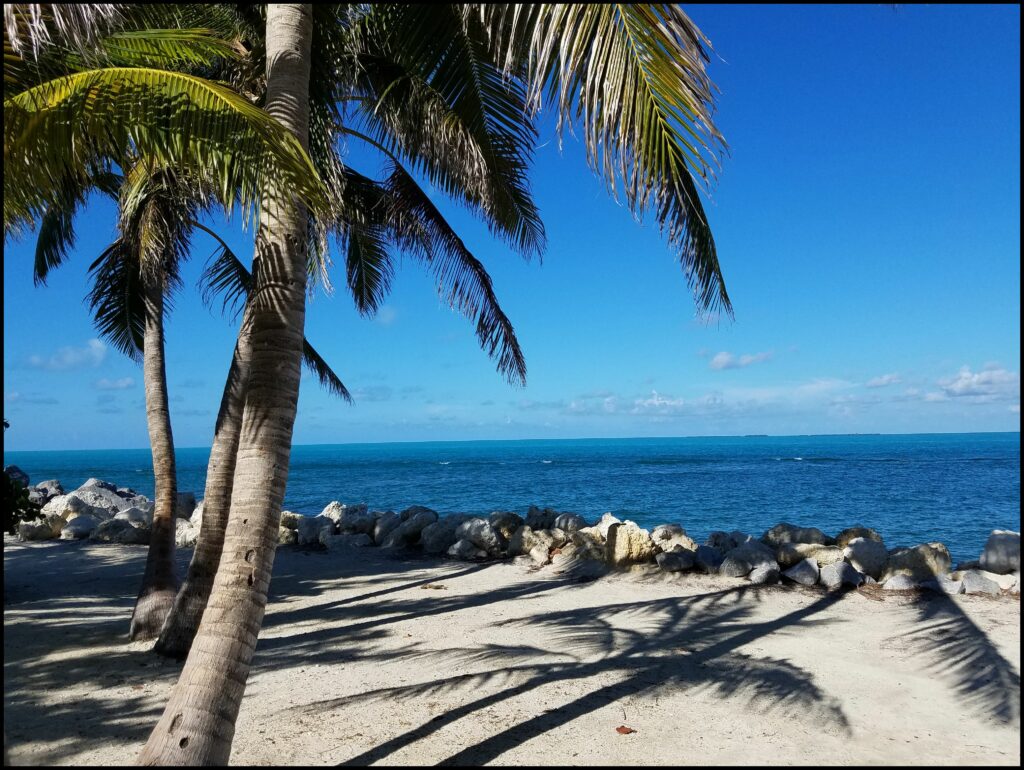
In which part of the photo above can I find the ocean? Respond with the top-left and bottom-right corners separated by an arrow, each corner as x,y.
5,433 -> 1019,565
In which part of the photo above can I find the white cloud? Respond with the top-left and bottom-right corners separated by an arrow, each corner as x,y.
28,339 -> 106,371
709,350 -> 773,370
865,373 -> 902,388
94,377 -> 135,390
937,365 -> 1019,402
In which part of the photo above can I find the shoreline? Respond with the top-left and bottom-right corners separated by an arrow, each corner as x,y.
4,537 -> 1020,766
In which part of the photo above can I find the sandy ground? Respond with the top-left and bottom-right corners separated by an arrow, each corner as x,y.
3,537 -> 1020,766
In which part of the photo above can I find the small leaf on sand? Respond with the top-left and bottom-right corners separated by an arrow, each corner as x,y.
615,725 -> 637,735
421,583 -> 447,590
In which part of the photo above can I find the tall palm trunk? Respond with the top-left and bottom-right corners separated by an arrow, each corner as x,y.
139,5 -> 313,763
153,316 -> 252,658
129,280 -> 180,641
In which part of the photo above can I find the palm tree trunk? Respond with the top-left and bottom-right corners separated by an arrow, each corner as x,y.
153,315 -> 252,659
129,280 -> 179,641
139,5 -> 313,763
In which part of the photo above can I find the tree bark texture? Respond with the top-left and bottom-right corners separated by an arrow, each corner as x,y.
129,281 -> 180,641
139,5 -> 313,764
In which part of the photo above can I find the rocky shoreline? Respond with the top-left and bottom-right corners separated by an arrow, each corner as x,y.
11,470 -> 1021,598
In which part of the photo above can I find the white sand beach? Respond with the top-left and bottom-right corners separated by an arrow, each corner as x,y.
3,537 -> 1020,766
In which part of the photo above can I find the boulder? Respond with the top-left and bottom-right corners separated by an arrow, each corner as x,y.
749,563 -> 781,585
920,576 -> 964,595
455,518 -> 503,554
835,526 -> 884,549
90,518 -> 150,544
694,544 -> 724,574
510,525 -> 563,563
373,511 -> 404,546
782,558 -> 820,586
960,569 -> 1002,596
843,537 -> 888,579
525,505 -> 559,530
881,542 -> 951,583
322,532 -> 373,550
4,465 -> 30,486
761,522 -> 830,547
175,491 -> 197,519
321,502 -> 376,535
279,509 -> 301,530
382,510 -> 438,548
28,479 -> 64,507
488,511 -> 525,541
190,501 -> 206,529
978,530 -> 1020,575
114,506 -> 152,527
399,504 -> 433,521
60,514 -> 101,540
656,549 -> 695,573
721,541 -> 778,578
651,524 -> 698,554
718,555 -> 751,578
64,483 -> 135,517
447,538 -> 490,561
278,527 -> 298,546
296,515 -> 336,546
569,527 -> 606,562
820,562 -> 865,590
83,478 -> 117,492
1011,572 -> 1020,596
550,544 -> 609,580
605,522 -> 656,568
43,494 -> 112,523
18,519 -> 55,541
706,531 -> 745,552
595,512 -> 622,539
551,512 -> 587,534
882,574 -> 919,591
175,519 -> 198,548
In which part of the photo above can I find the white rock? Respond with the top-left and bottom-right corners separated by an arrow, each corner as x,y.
296,515 -> 336,546
783,558 -> 819,586
843,537 -> 888,579
278,527 -> 298,546
920,576 -> 964,595
656,549 -> 695,573
978,530 -> 1020,575
455,518 -> 502,553
651,524 -> 697,554
114,506 -> 152,527
525,505 -> 558,530
883,574 -> 919,591
190,501 -> 206,529
90,518 -> 149,544
18,519 -> 56,541
720,554 -> 754,578
820,562 -> 865,590
762,522 -> 830,546
606,521 -> 656,568
175,519 -> 197,548
749,563 -> 781,585
775,543 -> 845,568
447,538 -> 489,561
882,542 -> 951,583
489,511 -> 525,540
551,512 -> 587,533
381,510 -> 438,548
321,502 -> 376,535
835,526 -> 884,548
60,514 -> 101,539
595,512 -> 622,539
961,569 -> 1001,596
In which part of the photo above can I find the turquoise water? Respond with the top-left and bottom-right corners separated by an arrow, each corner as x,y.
5,433 -> 1019,565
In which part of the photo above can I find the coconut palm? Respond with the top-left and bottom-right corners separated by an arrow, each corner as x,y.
140,4 -> 730,764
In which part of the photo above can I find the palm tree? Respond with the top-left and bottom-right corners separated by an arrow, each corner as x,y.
140,4 -> 730,764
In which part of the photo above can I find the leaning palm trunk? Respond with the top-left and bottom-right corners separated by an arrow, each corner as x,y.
128,281 -> 180,641
139,5 -> 313,763
153,316 -> 252,658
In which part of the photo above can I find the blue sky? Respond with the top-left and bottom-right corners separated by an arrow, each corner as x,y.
3,4 -> 1020,451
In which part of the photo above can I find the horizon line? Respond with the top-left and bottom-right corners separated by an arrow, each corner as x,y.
4,429 -> 1020,455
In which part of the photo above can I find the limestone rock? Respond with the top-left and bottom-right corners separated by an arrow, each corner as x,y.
455,518 -> 502,554
882,542 -> 951,583
175,491 -> 197,519
525,505 -> 559,530
552,512 -> 587,534
595,512 -> 622,539
721,541 -> 777,578
762,522 -> 830,547
843,537 -> 888,579
961,569 -> 1001,596
279,509 -> 301,530
656,549 -> 695,573
920,576 -> 964,595
190,501 -> 206,529
488,511 -> 525,541
605,522 -> 656,568
694,544 -> 724,574
74,479 -> 148,514
278,527 -> 298,546
978,530 -> 1020,575
447,538 -> 489,561
550,544 -> 609,580
175,519 -> 197,548
382,510 -> 438,548
783,558 -> 820,586
883,574 -> 919,591
720,555 -> 754,578
820,562 -> 865,590
43,494 -> 111,523
321,502 -> 376,535
417,513 -> 472,554
296,515 -> 336,546
28,479 -> 63,507
835,526 -> 884,549
60,514 -> 101,539
90,518 -> 150,544
373,511 -> 404,546
651,524 -> 697,554
399,504 -> 433,521
749,563 -> 781,585
114,506 -> 152,527
568,528 -> 606,561
18,519 -> 55,541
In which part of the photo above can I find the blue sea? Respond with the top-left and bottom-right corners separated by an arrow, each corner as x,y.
5,433 -> 1019,565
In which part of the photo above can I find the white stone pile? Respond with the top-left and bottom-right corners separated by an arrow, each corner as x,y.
14,475 -> 1020,599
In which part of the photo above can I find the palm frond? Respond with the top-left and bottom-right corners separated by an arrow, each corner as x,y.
4,66 -> 328,236
302,339 -> 352,403
86,240 -> 146,362
4,4 -> 124,58
467,3 -> 732,315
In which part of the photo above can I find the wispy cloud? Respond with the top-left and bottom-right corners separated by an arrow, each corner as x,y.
865,373 -> 902,388
352,385 -> 393,402
937,365 -> 1019,402
4,391 -> 58,405
28,339 -> 106,371
708,350 -> 773,371
94,377 -> 135,390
